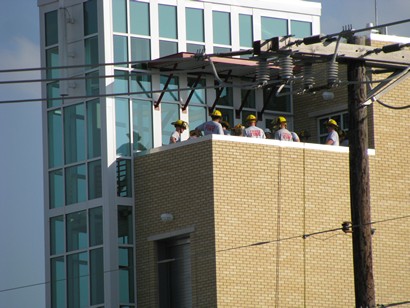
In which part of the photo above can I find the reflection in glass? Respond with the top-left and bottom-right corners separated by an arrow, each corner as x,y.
239,14 -> 253,47
86,71 -> 100,97
116,158 -> 132,197
186,43 -> 205,54
64,103 -> 86,164
186,8 -> 204,42
119,248 -> 135,303
116,98 -> 130,156
87,99 -> 101,159
66,210 -> 87,252
161,103 -> 179,145
159,40 -> 178,57
261,16 -> 288,40
216,86 -> 233,106
114,35 -> 128,67
88,160 -> 102,200
50,215 -> 64,255
113,0 -> 127,33
132,99 -> 153,151
51,257 -> 65,308
85,36 -> 98,68
188,106 -> 207,131
45,10 -> 58,46
118,206 -> 133,244
48,109 -> 63,168
89,207 -> 103,246
213,46 -> 231,54
130,1 -> 150,35
90,248 -> 104,305
114,70 -> 129,95
65,164 -> 86,205
46,47 -> 59,79
131,37 -> 151,63
160,75 -> 179,102
84,0 -> 98,35
49,169 -> 64,209
187,77 -> 206,104
159,5 -> 177,39
219,108 -> 234,127
47,82 -> 61,108
67,252 -> 89,308
130,74 -> 151,99
263,86 -> 291,112
213,11 -> 231,45
241,88 -> 255,108
291,20 -> 312,38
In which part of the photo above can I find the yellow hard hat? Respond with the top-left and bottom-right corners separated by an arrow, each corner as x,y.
246,114 -> 257,122
171,120 -> 188,129
273,116 -> 287,125
211,110 -> 222,118
325,119 -> 338,128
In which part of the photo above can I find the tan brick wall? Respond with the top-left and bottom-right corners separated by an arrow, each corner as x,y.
135,130 -> 410,307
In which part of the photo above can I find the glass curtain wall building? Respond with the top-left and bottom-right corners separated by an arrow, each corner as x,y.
39,0 -> 320,307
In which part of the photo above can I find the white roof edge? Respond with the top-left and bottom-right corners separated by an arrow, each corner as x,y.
135,134 -> 375,156
369,32 -> 410,44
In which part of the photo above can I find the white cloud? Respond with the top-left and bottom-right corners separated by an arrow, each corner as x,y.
0,36 -> 41,102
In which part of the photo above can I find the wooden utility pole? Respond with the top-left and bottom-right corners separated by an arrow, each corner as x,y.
347,59 -> 376,307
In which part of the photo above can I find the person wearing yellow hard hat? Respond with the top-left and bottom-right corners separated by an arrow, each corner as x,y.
272,116 -> 293,141
195,109 -> 224,135
170,119 -> 188,144
324,119 -> 339,146
244,114 -> 266,138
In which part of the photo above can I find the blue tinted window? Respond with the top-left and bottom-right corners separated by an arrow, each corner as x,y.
48,109 -> 63,168
131,73 -> 151,99
84,0 -> 98,35
213,11 -> 231,45
239,14 -> 253,47
118,206 -> 133,244
64,104 -> 86,164
50,216 -> 64,255
189,105 -> 207,131
90,248 -> 104,305
89,207 -> 103,246
116,98 -> 130,156
85,36 -> 99,67
45,11 -> 58,46
261,16 -> 288,39
160,75 -> 179,102
187,77 -> 206,104
49,169 -> 64,209
47,82 -> 61,108
46,47 -> 59,79
119,248 -> 135,303
113,0 -> 127,33
132,99 -> 153,151
159,5 -> 177,39
131,37 -> 151,62
130,1 -> 150,35
114,70 -> 129,95
187,43 -> 204,53
86,71 -> 100,96
114,35 -> 128,67
88,160 -> 102,200
66,211 -> 88,251
65,164 -> 87,205
186,8 -> 204,42
291,20 -> 312,38
161,103 -> 179,145
87,99 -> 101,158
160,40 -> 178,57
67,252 -> 88,308
51,257 -> 65,308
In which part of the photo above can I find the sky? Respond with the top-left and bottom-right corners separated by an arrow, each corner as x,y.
1,0 -> 410,307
